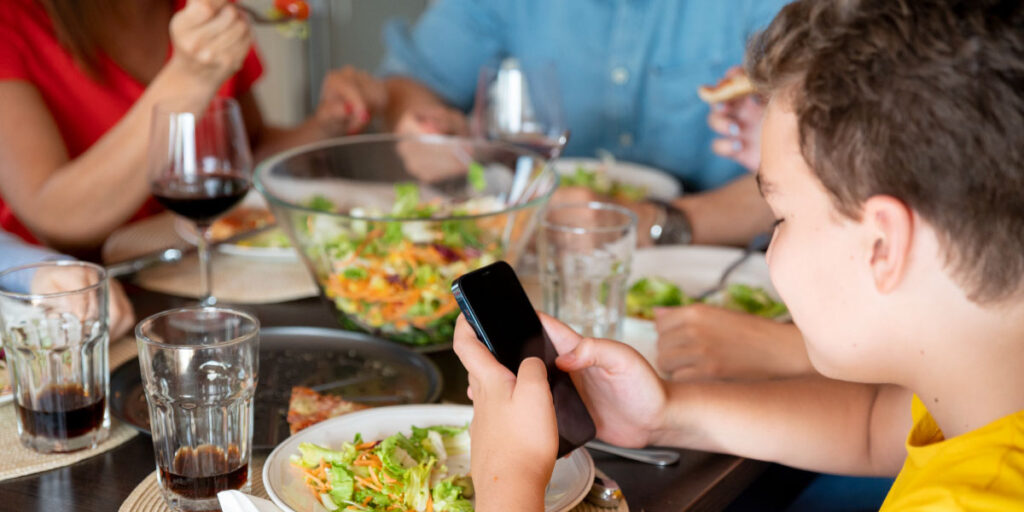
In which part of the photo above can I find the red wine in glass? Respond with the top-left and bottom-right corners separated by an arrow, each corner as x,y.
152,173 -> 250,224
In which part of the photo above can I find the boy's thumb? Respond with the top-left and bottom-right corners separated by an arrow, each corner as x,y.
556,338 -> 610,372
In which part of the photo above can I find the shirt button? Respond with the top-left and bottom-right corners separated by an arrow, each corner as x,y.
611,67 -> 630,84
619,133 -> 634,147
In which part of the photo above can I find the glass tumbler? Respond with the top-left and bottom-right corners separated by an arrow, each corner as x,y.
0,261 -> 111,453
136,307 -> 259,512
538,202 -> 637,338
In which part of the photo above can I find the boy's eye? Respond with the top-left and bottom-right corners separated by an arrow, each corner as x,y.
771,218 -> 785,230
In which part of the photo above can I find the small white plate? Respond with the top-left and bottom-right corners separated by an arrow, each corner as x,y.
621,246 -> 780,368
263,404 -> 594,512
553,157 -> 682,202
174,192 -> 298,262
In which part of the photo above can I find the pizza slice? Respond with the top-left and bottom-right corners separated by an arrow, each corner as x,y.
697,73 -> 755,104
286,386 -> 369,435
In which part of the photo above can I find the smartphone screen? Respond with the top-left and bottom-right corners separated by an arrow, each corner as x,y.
452,261 -> 596,457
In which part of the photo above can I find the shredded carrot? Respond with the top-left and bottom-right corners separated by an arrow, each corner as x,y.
355,475 -> 382,492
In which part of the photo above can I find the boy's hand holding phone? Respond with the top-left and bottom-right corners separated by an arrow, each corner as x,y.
453,316 -> 556,512
451,261 -> 672,510
544,314 -> 670,449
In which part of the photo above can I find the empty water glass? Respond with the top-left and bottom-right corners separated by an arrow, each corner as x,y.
136,307 -> 259,512
472,58 -> 570,158
538,202 -> 637,338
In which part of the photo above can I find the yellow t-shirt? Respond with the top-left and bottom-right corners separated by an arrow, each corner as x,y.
880,395 -> 1024,511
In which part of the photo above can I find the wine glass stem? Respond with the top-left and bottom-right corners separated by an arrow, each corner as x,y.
196,222 -> 216,306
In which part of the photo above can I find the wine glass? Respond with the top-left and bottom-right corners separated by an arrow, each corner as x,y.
472,58 -> 570,159
148,97 -> 253,306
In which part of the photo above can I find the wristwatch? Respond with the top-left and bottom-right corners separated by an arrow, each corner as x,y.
648,200 -> 693,245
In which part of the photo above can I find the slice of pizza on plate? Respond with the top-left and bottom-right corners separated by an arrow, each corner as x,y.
286,386 -> 369,435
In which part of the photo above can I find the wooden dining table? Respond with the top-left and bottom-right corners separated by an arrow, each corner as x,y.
0,284 -> 767,512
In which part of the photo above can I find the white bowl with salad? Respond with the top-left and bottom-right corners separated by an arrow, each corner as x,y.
263,404 -> 594,512
553,157 -> 681,202
255,135 -> 558,350
621,245 -> 789,367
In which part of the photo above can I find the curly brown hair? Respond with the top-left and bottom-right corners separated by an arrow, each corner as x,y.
747,0 -> 1024,303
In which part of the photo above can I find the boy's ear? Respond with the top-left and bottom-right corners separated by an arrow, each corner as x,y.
862,196 -> 914,294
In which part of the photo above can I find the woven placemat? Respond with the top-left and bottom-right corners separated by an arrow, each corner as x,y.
0,335 -> 141,482
103,213 -> 318,304
121,454 -> 628,512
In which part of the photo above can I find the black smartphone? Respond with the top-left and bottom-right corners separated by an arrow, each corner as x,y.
452,261 -> 596,457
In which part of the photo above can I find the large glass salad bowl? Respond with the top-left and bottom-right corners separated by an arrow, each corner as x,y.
255,135 -> 557,349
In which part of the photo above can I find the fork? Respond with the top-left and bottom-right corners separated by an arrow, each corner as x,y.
695,231 -> 772,301
236,4 -> 293,24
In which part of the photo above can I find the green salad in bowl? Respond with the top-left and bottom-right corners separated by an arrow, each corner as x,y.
256,135 -> 557,349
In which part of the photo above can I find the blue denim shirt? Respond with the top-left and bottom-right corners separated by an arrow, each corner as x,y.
380,0 -> 789,192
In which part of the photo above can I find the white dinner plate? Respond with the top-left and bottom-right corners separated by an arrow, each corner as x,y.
553,157 -> 682,201
263,404 -> 595,512
621,245 -> 780,368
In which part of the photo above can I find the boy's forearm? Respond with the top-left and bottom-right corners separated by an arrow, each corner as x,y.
654,377 -> 904,476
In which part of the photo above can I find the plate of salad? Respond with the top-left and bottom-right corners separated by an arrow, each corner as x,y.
553,157 -> 681,202
621,246 -> 789,366
264,404 -> 595,512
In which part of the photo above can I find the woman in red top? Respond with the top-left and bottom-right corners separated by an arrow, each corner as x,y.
0,0 -> 378,252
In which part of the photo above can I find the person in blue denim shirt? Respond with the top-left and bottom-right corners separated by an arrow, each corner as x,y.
380,0 -> 786,190
326,0 -> 789,246
0,232 -> 134,338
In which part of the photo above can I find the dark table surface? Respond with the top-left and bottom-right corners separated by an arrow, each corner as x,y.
0,285 -> 765,511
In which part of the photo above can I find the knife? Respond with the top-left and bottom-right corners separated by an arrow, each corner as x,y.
106,224 -> 278,279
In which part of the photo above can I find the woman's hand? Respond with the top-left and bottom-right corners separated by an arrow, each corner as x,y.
452,316 -> 554,512
655,304 -> 812,381
315,67 -> 388,136
707,67 -> 764,173
168,0 -> 252,86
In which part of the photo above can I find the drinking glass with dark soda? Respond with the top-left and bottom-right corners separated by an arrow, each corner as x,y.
136,306 -> 259,512
0,261 -> 111,453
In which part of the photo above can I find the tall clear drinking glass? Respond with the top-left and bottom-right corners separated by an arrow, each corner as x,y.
149,97 -> 253,306
539,202 -> 637,338
472,58 -> 570,158
136,307 -> 259,512
0,261 -> 111,453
